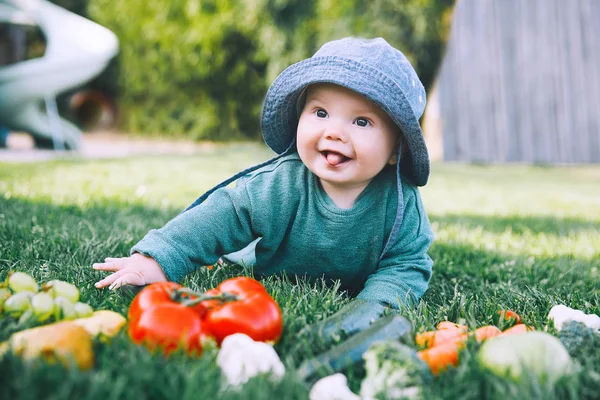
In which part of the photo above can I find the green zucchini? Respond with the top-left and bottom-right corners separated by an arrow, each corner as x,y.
317,299 -> 390,341
290,299 -> 391,360
297,314 -> 413,384
297,299 -> 390,348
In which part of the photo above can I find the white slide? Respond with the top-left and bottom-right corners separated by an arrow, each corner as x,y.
0,0 -> 118,149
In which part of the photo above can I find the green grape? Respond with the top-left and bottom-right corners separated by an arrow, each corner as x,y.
8,272 -> 39,293
74,302 -> 94,318
3,291 -> 34,318
31,292 -> 55,322
43,280 -> 80,303
54,296 -> 77,320
0,288 -> 11,313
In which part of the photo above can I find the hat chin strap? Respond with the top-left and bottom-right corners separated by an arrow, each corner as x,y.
181,139 -> 297,213
380,140 -> 405,259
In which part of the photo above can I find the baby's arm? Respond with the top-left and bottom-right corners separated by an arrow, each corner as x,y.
93,253 -> 168,289
94,178 -> 256,289
357,186 -> 434,308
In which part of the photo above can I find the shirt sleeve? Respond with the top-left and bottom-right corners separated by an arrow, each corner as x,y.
131,180 -> 256,283
356,185 -> 434,308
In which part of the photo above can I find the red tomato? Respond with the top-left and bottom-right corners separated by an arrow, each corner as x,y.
127,282 -> 211,356
128,282 -> 208,325
128,282 -> 182,323
128,302 -> 211,356
127,278 -> 283,353
202,277 -> 283,345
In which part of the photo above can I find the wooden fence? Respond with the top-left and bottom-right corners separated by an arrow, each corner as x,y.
426,0 -> 600,163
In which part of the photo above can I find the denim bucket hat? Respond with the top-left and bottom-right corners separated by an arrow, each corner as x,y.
261,36 -> 430,187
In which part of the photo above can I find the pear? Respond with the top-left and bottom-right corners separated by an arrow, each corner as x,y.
0,321 -> 94,370
73,310 -> 127,338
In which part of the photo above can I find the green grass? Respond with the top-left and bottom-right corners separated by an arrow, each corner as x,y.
1,143 -> 599,399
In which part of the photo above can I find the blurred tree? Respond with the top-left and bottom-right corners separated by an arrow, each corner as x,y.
363,0 -> 455,93
89,0 -> 269,139
309,0 -> 454,92
84,0 -> 454,139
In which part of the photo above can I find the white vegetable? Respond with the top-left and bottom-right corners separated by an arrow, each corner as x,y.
548,305 -> 600,332
216,333 -> 285,388
309,373 -> 360,400
478,331 -> 571,382
360,341 -> 425,400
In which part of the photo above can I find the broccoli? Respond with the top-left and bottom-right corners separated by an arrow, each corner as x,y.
360,340 -> 431,400
558,320 -> 600,362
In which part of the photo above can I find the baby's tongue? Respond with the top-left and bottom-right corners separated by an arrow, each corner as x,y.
325,151 -> 348,166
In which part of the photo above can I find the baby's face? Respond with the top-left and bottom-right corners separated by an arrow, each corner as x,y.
296,83 -> 399,194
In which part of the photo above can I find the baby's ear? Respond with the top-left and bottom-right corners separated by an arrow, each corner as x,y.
388,134 -> 408,165
387,135 -> 405,165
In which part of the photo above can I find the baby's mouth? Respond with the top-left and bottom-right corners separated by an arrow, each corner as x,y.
321,150 -> 351,166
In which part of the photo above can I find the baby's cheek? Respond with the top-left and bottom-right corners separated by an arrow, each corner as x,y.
357,138 -> 386,157
360,142 -> 396,169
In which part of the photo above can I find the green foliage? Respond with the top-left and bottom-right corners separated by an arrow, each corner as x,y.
313,0 -> 454,91
78,0 -> 453,140
88,0 -> 269,140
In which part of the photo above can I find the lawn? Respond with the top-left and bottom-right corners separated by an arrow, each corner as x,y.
1,142 -> 599,399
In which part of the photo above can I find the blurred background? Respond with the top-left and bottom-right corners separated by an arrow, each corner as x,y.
0,0 -> 599,164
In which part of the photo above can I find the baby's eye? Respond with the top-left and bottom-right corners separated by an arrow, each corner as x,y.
316,109 -> 328,118
355,117 -> 371,127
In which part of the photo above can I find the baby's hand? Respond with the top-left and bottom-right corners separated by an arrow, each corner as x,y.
93,253 -> 168,290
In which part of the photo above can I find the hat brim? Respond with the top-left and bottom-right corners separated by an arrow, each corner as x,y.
260,56 -> 430,186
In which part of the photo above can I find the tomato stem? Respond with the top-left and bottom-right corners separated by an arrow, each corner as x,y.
173,288 -> 239,307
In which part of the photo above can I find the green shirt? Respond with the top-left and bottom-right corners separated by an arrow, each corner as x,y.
132,152 -> 434,307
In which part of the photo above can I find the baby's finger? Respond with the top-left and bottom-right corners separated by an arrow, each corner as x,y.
108,277 -> 127,291
108,271 -> 146,289
104,257 -> 126,263
93,259 -> 126,271
94,269 -> 127,288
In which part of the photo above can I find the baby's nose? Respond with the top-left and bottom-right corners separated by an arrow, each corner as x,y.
323,122 -> 347,142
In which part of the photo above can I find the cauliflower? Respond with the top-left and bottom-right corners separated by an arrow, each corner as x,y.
548,305 -> 600,332
309,373 -> 360,400
359,341 -> 430,400
216,333 -> 285,388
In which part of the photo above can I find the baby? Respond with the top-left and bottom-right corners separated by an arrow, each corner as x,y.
93,37 -> 434,309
